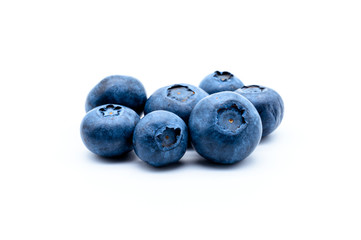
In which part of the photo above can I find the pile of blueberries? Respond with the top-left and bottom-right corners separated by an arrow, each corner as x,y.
80,71 -> 284,167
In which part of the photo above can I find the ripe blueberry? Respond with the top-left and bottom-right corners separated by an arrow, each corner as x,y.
85,75 -> 147,114
133,110 -> 188,167
199,71 -> 244,94
189,92 -> 262,164
80,104 -> 140,157
235,85 -> 284,137
144,83 -> 208,123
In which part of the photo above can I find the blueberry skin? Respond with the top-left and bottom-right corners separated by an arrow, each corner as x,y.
199,71 -> 244,94
144,83 -> 208,123
80,104 -> 140,157
235,85 -> 284,137
133,110 -> 188,167
189,92 -> 262,164
85,75 -> 147,114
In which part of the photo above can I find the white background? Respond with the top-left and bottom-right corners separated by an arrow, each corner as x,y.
1,0 -> 360,239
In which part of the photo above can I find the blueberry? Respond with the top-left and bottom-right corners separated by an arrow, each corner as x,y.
133,110 -> 188,167
80,104 -> 140,157
144,83 -> 208,123
85,75 -> 147,114
189,92 -> 262,164
235,85 -> 284,137
199,71 -> 244,94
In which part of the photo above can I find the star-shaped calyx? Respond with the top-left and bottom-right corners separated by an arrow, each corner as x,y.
241,85 -> 265,93
214,71 -> 234,81
99,104 -> 122,117
167,85 -> 195,102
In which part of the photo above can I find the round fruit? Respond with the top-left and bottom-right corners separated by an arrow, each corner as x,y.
85,75 -> 147,114
133,110 -> 188,167
189,92 -> 262,164
235,85 -> 284,137
144,83 -> 208,123
80,104 -> 140,157
199,71 -> 244,94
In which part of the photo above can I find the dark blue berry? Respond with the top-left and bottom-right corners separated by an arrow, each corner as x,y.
80,104 -> 140,157
133,110 -> 188,167
199,71 -> 244,94
144,83 -> 208,124
85,75 -> 147,114
235,85 -> 284,137
189,92 -> 262,164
